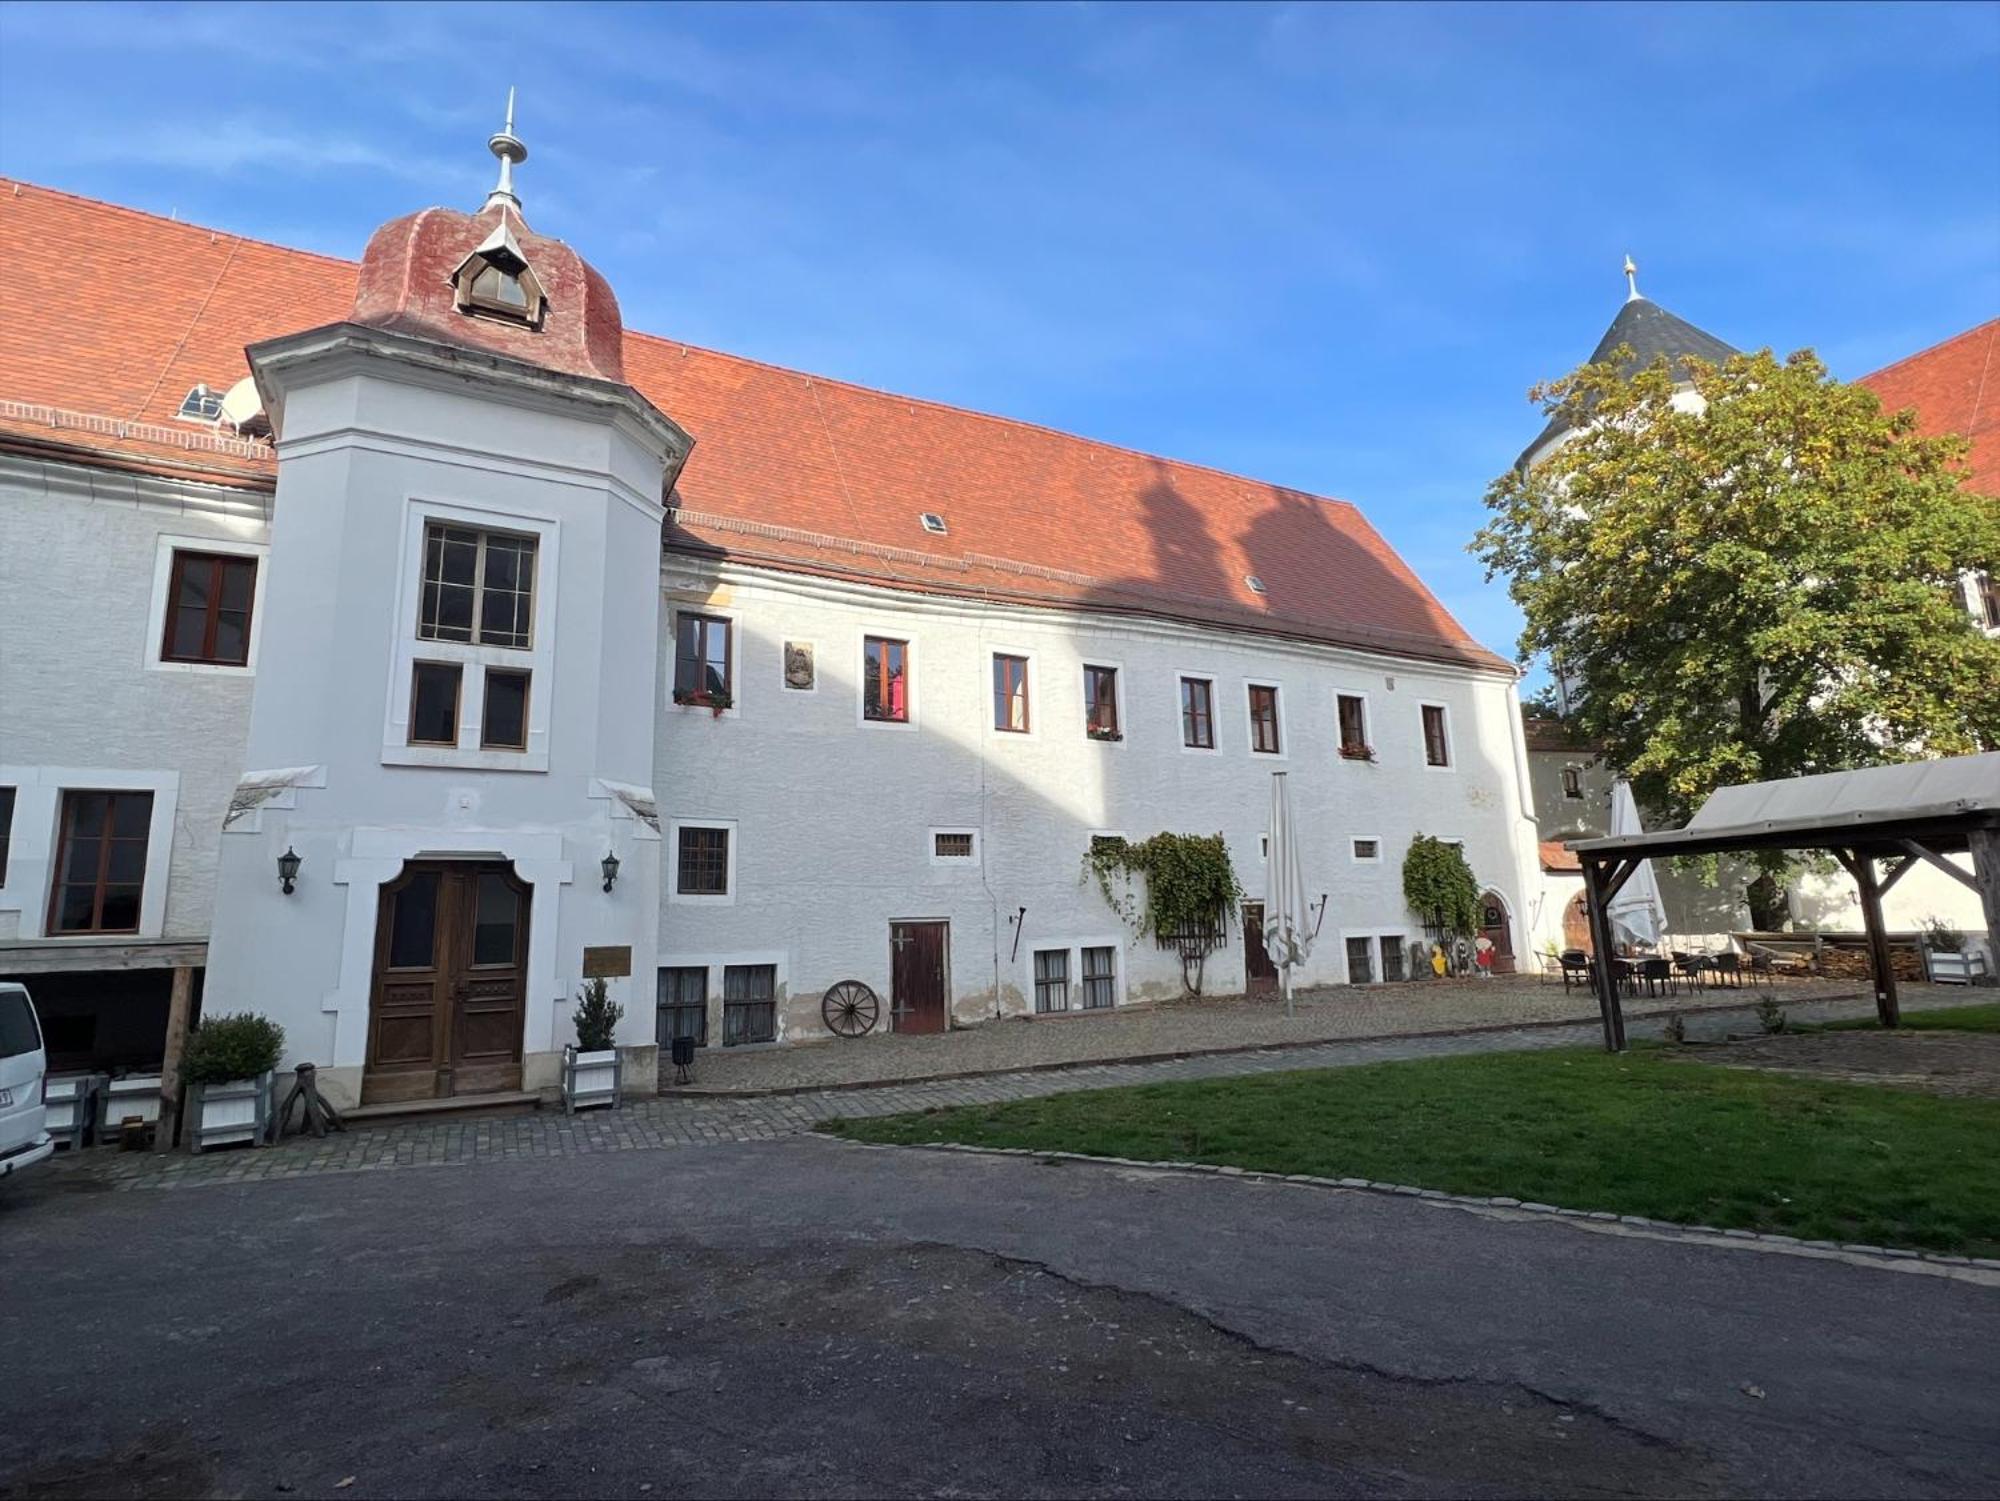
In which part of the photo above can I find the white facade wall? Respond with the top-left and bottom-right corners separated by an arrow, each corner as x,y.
0,457 -> 264,942
654,562 -> 1541,1045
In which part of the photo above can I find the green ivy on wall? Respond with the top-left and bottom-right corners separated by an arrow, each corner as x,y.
1402,833 -> 1480,936
1084,832 -> 1245,941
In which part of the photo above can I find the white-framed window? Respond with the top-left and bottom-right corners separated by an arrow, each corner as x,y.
1028,937 -> 1124,1014
1244,679 -> 1286,757
145,534 -> 269,675
1350,836 -> 1382,864
668,818 -> 737,905
1343,930 -> 1411,984
930,828 -> 982,866
0,766 -> 180,940
384,499 -> 559,772
655,949 -> 789,1047
1420,701 -> 1454,769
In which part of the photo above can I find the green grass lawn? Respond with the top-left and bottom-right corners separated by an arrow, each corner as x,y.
1822,1002 -> 2000,1034
824,1048 -> 2000,1255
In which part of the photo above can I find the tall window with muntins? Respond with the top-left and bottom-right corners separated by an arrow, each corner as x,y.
722,964 -> 777,1046
1379,935 -> 1407,982
1249,685 -> 1281,754
863,636 -> 909,722
674,614 -> 733,703
1422,704 -> 1451,767
676,826 -> 730,896
1033,949 -> 1070,1014
420,523 -> 537,649
48,790 -> 153,935
1345,934 -> 1375,984
1181,677 -> 1215,748
163,551 -> 256,666
1081,947 -> 1117,1010
993,654 -> 1030,733
1336,693 -> 1368,757
658,966 -> 708,1047
1084,665 -> 1120,740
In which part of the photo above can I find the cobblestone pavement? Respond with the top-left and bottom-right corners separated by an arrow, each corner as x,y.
1668,1027 -> 2000,1099
672,975 -> 1949,1094
46,986 -> 1982,1194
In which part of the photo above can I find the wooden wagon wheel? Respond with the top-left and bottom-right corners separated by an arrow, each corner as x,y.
821,980 -> 881,1038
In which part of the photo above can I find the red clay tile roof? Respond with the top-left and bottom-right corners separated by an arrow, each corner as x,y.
1859,318 -> 2000,497
0,178 -> 1507,669
1539,840 -> 1582,873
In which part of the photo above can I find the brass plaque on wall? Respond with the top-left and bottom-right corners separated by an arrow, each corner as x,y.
581,945 -> 633,979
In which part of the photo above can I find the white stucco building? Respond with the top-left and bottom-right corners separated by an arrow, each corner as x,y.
0,127 -> 1543,1114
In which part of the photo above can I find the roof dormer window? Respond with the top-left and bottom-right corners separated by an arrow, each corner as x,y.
452,221 -> 545,328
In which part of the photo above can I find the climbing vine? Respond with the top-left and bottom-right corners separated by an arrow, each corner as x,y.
1401,834 -> 1480,936
1084,833 -> 1244,941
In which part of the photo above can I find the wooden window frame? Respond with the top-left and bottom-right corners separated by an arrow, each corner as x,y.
1248,684 -> 1282,755
1180,676 -> 1215,750
1080,946 -> 1117,1011
673,613 -> 735,707
480,667 -> 532,751
657,965 -> 708,1048
931,829 -> 980,865
161,550 -> 257,666
46,789 -> 153,936
407,662 -> 464,748
1033,949 -> 1071,1014
1351,837 -> 1382,864
862,635 -> 911,724
1421,702 -> 1453,768
0,785 -> 14,887
674,824 -> 732,899
1336,693 -> 1371,760
992,654 -> 1030,734
418,522 -> 538,651
1345,934 -> 1376,985
1083,664 -> 1122,742
721,963 -> 778,1046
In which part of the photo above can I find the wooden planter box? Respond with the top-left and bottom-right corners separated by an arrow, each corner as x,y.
96,1075 -> 164,1139
188,1072 -> 275,1153
562,1047 -> 622,1113
1925,949 -> 1990,986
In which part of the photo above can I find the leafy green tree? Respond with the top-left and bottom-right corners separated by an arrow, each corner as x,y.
1474,345 -> 2000,891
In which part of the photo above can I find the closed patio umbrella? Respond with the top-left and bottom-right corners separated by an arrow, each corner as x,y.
1264,771 -> 1314,1017
1607,780 -> 1668,949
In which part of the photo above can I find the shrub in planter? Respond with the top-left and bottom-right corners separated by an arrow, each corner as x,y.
572,978 -> 624,1051
1922,916 -> 1966,954
181,1013 -> 285,1087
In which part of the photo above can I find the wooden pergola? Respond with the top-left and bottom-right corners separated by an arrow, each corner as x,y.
1568,753 -> 2000,1051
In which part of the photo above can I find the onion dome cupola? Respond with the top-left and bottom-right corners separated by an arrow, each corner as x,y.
345,89 -> 627,384
1518,257 -> 1738,470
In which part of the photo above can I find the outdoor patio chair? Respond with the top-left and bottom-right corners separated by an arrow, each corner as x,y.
1747,952 -> 1777,987
1674,954 -> 1710,990
1639,957 -> 1675,998
1711,953 -> 1743,989
1558,949 -> 1591,993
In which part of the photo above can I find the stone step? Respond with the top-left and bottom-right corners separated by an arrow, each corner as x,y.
342,1090 -> 545,1127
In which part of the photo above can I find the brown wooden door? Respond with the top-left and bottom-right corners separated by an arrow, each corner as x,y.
1563,891 -> 1593,955
1480,891 -> 1517,975
1242,903 -> 1278,996
890,921 -> 949,1034
365,862 -> 530,1103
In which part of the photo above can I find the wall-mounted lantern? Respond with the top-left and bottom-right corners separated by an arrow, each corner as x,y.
277,846 -> 302,895
600,850 -> 620,893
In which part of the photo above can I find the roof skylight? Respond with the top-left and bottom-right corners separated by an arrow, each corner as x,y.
176,385 -> 224,422
1244,575 -> 1266,594
919,512 -> 948,535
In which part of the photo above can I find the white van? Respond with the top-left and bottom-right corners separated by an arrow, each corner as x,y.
0,981 -> 53,1178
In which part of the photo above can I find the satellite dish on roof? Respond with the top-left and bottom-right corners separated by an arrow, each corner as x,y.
215,376 -> 268,437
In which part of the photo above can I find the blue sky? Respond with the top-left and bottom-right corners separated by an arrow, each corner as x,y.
3,1 -> 1996,666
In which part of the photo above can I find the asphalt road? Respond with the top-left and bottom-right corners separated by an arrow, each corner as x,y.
2,1138 -> 1996,1499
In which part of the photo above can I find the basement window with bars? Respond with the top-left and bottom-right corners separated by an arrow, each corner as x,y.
933,831 -> 977,861
722,964 -> 777,1046
1346,935 -> 1376,985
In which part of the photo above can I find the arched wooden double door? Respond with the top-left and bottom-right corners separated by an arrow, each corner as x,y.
365,862 -> 531,1104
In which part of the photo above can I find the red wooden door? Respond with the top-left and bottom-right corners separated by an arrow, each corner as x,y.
891,921 -> 949,1034
1242,903 -> 1278,996
1480,891 -> 1517,975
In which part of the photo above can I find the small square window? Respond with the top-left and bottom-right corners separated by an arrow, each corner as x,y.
1034,949 -> 1070,1014
934,832 -> 975,859
864,636 -> 910,723
676,826 -> 731,896
409,662 -> 463,747
162,551 -> 257,666
1084,665 -> 1120,741
1352,838 -> 1380,862
1090,834 -> 1126,857
481,668 -> 530,751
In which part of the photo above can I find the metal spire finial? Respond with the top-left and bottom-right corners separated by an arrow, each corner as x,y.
485,87 -> 528,213
1623,254 -> 1641,303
